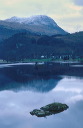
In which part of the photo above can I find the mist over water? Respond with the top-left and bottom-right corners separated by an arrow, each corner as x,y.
0,63 -> 83,128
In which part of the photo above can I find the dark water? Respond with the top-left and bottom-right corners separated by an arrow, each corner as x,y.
0,62 -> 83,128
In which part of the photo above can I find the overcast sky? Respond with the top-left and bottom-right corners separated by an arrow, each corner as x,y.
0,0 -> 83,33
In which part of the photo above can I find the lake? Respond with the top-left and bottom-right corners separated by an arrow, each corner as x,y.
0,62 -> 83,128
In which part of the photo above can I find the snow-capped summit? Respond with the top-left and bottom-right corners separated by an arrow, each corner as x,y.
5,15 -> 57,26
3,15 -> 68,35
5,16 -> 27,23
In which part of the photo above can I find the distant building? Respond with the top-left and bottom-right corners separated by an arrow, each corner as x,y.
41,55 -> 45,59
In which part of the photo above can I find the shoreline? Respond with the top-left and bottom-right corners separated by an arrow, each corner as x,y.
0,60 -> 81,66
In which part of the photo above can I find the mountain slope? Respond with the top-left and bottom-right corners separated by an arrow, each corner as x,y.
5,15 -> 58,26
0,22 -> 33,42
0,31 -> 83,61
56,31 -> 83,56
0,15 -> 68,42
4,15 -> 67,35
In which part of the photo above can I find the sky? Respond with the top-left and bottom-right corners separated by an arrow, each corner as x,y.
0,0 -> 83,33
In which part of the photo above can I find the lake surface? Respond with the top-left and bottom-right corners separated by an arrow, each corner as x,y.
0,62 -> 83,128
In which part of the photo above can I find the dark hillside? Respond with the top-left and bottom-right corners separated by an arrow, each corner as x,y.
0,31 -> 83,61
0,33 -> 70,61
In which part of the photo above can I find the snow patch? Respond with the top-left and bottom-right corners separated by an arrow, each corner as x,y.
4,15 -> 57,26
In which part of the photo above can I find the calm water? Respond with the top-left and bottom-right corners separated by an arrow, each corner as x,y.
0,63 -> 83,128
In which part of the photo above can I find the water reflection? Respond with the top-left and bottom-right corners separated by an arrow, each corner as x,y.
0,75 -> 61,92
0,77 -> 83,128
0,63 -> 83,128
0,63 -> 83,92
0,65 -> 62,92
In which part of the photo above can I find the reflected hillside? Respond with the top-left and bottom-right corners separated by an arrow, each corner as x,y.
0,76 -> 61,93
0,64 -> 62,92
0,62 -> 83,92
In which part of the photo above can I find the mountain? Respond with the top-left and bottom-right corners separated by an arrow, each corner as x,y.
0,24 -> 34,42
0,31 -> 83,61
0,15 -> 68,42
0,20 -> 34,42
0,15 -> 82,62
5,15 -> 58,25
4,15 -> 67,35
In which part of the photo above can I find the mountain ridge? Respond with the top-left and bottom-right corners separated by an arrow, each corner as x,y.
4,15 -> 58,26
0,15 -> 68,40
